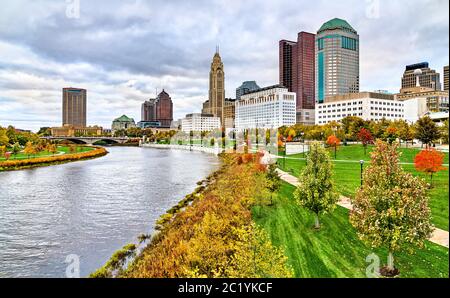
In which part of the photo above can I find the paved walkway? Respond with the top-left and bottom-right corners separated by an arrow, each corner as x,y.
273,155 -> 449,167
276,168 -> 449,248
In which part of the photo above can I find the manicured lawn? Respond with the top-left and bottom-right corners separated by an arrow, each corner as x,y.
253,182 -> 449,278
0,146 -> 94,161
282,144 -> 449,164
278,145 -> 449,230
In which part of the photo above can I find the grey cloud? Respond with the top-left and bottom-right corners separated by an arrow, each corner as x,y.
0,0 -> 448,131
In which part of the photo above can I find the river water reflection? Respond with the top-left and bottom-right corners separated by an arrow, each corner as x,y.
0,147 -> 219,277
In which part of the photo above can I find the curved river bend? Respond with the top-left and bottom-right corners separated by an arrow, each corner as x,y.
0,147 -> 219,277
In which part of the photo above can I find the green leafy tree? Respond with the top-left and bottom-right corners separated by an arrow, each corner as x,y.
294,142 -> 338,229
341,116 -> 366,141
395,120 -> 414,147
439,119 -> 448,144
350,140 -> 433,276
126,127 -> 143,137
11,142 -> 21,159
414,116 -> 441,148
369,118 -> 391,140
37,127 -> 51,136
266,164 -> 281,205
114,129 -> 126,137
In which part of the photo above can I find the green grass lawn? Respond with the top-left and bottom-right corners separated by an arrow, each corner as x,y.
278,145 -> 449,230
0,146 -> 94,161
253,182 -> 449,278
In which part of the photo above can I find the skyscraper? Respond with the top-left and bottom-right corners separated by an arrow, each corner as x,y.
400,62 -> 441,93
62,87 -> 86,127
155,90 -> 173,127
207,50 -> 225,126
316,18 -> 359,103
296,32 -> 316,111
236,81 -> 260,100
140,90 -> 173,127
279,32 -> 316,124
279,40 -> 296,92
443,65 -> 448,92
141,98 -> 157,121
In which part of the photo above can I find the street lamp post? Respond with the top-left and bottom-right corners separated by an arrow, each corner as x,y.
359,160 -> 364,186
283,139 -> 286,169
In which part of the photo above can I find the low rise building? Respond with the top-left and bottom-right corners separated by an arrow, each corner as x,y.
111,115 -> 136,132
181,113 -> 221,133
235,85 -> 296,131
296,109 -> 315,125
402,97 -> 429,123
315,92 -> 404,124
396,89 -> 449,113
51,125 -> 103,137
170,119 -> 182,130
224,98 -> 236,128
137,121 -> 162,129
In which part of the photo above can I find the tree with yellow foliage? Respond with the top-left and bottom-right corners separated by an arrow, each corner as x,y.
23,141 -> 36,158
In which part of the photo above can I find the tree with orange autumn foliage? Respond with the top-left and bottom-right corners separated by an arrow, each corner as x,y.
326,135 -> 340,159
414,148 -> 447,187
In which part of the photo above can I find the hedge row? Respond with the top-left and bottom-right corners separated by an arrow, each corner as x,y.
0,146 -> 108,170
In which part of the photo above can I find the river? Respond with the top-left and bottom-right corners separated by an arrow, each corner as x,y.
0,147 -> 219,277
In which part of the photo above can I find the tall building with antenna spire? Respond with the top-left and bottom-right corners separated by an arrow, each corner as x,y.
203,48 -> 225,127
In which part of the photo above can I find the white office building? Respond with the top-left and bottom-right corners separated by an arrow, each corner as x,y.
315,92 -> 404,124
235,85 -> 296,131
402,97 -> 429,123
181,113 -> 221,133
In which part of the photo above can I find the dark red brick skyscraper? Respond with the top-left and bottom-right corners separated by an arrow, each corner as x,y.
155,90 -> 173,127
279,31 -> 315,124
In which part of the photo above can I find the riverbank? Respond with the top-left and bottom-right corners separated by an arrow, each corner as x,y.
0,146 -> 108,172
91,152 -> 293,278
0,147 -> 217,277
141,143 -> 224,155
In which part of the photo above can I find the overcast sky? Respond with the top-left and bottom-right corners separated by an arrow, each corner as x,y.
0,0 -> 448,131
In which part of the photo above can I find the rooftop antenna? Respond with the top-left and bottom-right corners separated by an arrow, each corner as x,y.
414,69 -> 422,87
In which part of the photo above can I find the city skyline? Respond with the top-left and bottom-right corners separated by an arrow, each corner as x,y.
0,0 -> 448,131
